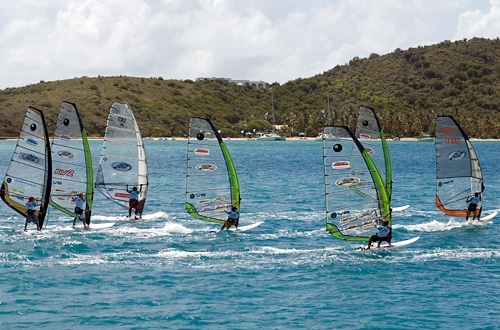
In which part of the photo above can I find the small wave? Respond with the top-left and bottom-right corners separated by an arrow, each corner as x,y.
395,218 -> 493,232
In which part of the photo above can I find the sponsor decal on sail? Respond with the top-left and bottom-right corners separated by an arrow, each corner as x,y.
19,152 -> 39,163
335,177 -> 361,186
58,150 -> 74,159
111,162 -> 132,171
195,148 -> 210,156
196,164 -> 217,172
332,161 -> 350,169
54,168 -> 75,177
448,151 -> 466,161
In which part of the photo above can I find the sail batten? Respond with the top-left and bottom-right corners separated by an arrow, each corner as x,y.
435,115 -> 483,217
95,103 -> 149,217
1,107 -> 52,228
185,118 -> 240,224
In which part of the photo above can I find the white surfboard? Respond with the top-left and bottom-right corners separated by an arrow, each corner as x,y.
359,236 -> 420,250
467,211 -> 497,224
229,221 -> 263,232
479,211 -> 497,222
392,204 -> 410,212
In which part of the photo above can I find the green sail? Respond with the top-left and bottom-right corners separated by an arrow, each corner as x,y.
323,126 -> 391,241
185,118 -> 240,224
49,101 -> 94,225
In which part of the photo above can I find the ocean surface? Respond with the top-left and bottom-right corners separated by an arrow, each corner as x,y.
1,139 -> 499,329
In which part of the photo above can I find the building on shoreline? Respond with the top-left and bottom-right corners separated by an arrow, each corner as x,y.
196,77 -> 269,89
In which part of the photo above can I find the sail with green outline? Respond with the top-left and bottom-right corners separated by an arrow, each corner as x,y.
185,118 -> 240,224
355,106 -> 392,200
49,101 -> 93,225
435,115 -> 483,217
1,107 -> 52,228
323,126 -> 391,241
95,103 -> 149,217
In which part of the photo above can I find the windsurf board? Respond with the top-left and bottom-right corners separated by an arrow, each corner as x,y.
466,211 -> 497,224
392,205 -> 410,212
359,236 -> 420,250
229,221 -> 263,232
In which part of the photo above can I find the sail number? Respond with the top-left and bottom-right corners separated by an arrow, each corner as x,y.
443,137 -> 460,144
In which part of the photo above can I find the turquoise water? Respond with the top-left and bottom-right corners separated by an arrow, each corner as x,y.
1,139 -> 499,329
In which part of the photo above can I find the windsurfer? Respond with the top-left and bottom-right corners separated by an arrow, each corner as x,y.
24,196 -> 41,232
466,192 -> 481,221
363,219 -> 391,250
220,205 -> 239,232
72,193 -> 88,229
127,184 -> 142,219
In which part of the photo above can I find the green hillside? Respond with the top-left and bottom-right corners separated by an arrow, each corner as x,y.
1,37 -> 498,138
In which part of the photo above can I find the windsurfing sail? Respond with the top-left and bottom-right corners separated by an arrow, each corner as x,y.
355,106 -> 392,200
49,101 -> 93,225
95,102 -> 148,216
185,118 -> 240,224
323,126 -> 391,241
435,115 -> 483,217
1,107 -> 52,228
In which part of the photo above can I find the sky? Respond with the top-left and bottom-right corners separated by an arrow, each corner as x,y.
0,0 -> 499,89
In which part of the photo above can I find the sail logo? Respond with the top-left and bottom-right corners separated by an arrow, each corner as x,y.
335,177 -> 361,186
332,161 -> 350,169
111,162 -> 132,171
117,116 -> 127,127
196,164 -> 217,172
19,152 -> 39,163
438,180 -> 453,187
359,133 -> 372,140
59,134 -> 71,141
331,210 -> 350,219
194,148 -> 210,156
440,127 -> 457,135
114,192 -> 129,198
197,199 -> 210,204
52,180 -> 63,185
58,150 -> 74,159
190,193 -> 207,200
26,138 -> 38,146
448,151 -> 465,161
54,168 -> 75,177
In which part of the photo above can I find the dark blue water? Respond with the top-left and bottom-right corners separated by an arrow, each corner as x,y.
1,139 -> 499,329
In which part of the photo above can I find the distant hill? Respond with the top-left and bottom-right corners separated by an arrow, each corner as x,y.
1,37 -> 498,139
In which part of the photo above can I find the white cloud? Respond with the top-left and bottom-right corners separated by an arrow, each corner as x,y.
0,0 -> 497,89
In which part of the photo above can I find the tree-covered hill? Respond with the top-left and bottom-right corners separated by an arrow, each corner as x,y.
1,37 -> 498,139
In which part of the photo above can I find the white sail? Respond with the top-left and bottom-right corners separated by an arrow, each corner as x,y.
95,103 -> 148,216
435,115 -> 483,217
1,107 -> 52,228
